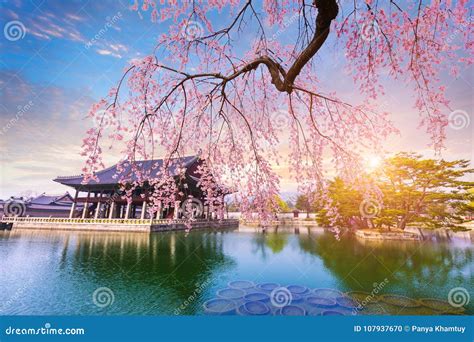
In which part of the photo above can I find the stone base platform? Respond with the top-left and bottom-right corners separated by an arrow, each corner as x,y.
0,217 -> 239,233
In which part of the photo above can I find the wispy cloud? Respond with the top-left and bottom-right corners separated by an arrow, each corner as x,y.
65,13 -> 86,22
28,13 -> 86,42
1,6 -> 87,43
96,49 -> 122,59
94,41 -> 129,59
0,71 -> 101,197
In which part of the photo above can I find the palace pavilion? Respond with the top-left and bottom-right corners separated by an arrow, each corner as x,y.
53,155 -> 230,220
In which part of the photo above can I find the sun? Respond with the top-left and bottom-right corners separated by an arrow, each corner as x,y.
365,155 -> 382,172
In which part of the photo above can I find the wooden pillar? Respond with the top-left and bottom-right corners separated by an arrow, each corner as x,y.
94,192 -> 103,219
125,201 -> 131,219
69,189 -> 79,218
109,201 -> 115,219
157,202 -> 163,219
141,201 -> 147,220
94,202 -> 101,219
173,201 -> 180,219
82,191 -> 90,218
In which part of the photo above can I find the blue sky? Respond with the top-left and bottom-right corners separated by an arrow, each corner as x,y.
0,0 -> 472,198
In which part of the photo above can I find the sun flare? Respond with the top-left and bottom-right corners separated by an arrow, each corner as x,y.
365,155 -> 383,172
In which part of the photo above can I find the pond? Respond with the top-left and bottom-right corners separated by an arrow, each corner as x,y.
0,227 -> 472,315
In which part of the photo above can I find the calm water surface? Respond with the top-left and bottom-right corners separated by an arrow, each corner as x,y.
0,227 -> 472,315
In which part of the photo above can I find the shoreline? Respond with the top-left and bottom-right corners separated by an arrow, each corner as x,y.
2,215 -> 473,243
0,216 -> 239,233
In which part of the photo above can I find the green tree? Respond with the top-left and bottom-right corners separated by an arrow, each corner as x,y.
265,233 -> 288,253
377,153 -> 473,230
318,153 -> 474,230
272,195 -> 290,213
295,194 -> 313,218
316,178 -> 365,228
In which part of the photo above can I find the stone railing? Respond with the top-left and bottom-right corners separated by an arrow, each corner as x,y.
0,216 -> 235,226
1,216 -> 151,225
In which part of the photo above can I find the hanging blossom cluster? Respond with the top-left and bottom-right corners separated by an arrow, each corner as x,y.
338,0 -> 473,151
81,0 -> 472,226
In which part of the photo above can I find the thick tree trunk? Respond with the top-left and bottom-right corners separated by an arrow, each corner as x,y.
283,0 -> 339,91
398,217 -> 408,230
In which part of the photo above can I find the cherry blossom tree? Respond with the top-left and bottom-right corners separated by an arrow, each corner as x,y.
82,0 -> 473,224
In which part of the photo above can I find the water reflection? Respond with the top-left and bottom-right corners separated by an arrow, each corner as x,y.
0,228 -> 472,315
298,232 -> 473,312
0,230 -> 235,315
251,232 -> 289,258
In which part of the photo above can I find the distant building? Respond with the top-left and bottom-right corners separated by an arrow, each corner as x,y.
27,193 -> 79,217
1,193 -> 81,218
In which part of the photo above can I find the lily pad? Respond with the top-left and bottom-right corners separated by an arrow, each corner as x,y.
313,288 -> 343,299
359,302 -> 399,315
306,296 -> 337,308
228,280 -> 255,290
244,292 -> 270,303
217,288 -> 246,300
276,305 -> 306,316
380,294 -> 420,308
237,301 -> 271,316
203,298 -> 237,315
321,310 -> 346,316
419,298 -> 466,314
257,283 -> 280,292
396,306 -> 441,316
287,285 -> 309,295
346,291 -> 379,304
336,296 -> 359,309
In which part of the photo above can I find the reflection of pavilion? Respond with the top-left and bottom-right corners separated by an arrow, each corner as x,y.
54,155 -> 228,220
3,229 -> 236,315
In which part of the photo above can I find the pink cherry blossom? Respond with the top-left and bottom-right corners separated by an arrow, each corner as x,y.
81,0 -> 472,226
